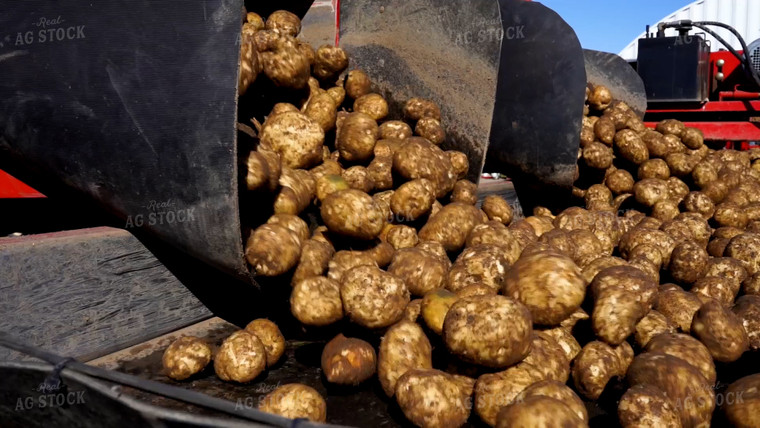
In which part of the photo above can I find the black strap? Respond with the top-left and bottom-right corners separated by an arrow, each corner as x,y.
42,356 -> 75,392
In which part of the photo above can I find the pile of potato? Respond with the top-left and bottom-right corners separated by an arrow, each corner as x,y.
162,9 -> 760,427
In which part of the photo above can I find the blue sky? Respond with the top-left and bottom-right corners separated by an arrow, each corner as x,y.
538,0 -> 693,53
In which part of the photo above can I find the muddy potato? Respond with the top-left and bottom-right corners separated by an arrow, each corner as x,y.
481,195 -> 513,225
655,289 -> 703,333
446,151 -> 470,180
496,396 -> 585,428
395,369 -> 470,428
581,255 -> 628,283
520,332 -> 571,383
691,299 -> 749,362
590,266 -> 657,344
656,119 -> 686,138
336,112 -> 379,162
466,222 -> 522,264
651,199 -> 679,221
723,374 -> 760,428
353,93 -> 388,121
443,295 -> 532,367
702,180 -> 730,204
627,353 -> 714,428
416,240 -> 449,261
692,276 -> 739,307
258,383 -> 326,422
633,178 -> 669,207
415,117 -> 445,146
515,380 -> 587,423
394,137 -> 457,198
537,229 -> 575,257
266,214 -> 309,244
455,283 -> 498,298
451,180 -> 478,205
310,159 -> 342,182
731,295 -> 760,351
619,228 -> 676,265
638,158 -> 670,180
618,385 -> 682,428
321,189 -> 384,240
583,142 -> 613,169
378,321 -> 433,397
316,174 -> 350,202
404,97 -> 441,121
665,153 -> 697,177
260,111 -> 323,169
615,129 -> 649,164
265,10 -> 300,36
311,44 -> 348,82
379,120 -> 413,140
692,161 -> 718,189
646,333 -> 717,386
681,191 -> 716,219
474,365 -> 544,427
291,276 -> 343,326
238,30 -> 259,96
274,168 -> 316,215
566,229 -> 604,264
641,130 -> 669,158
672,213 -> 713,246
344,69 -> 371,99
260,36 -> 310,89
243,151 -> 271,192
704,257 -> 748,288
304,92 -> 338,133
588,84 -> 612,110
668,240 -> 709,285
386,225 -> 418,249
388,248 -> 448,296
634,310 -> 676,347
162,336 -> 212,381
321,334 -> 376,385
341,265 -> 409,329
419,202 -> 481,252
572,341 -> 633,400
390,178 -> 436,221
404,299 -> 423,322
447,245 -> 510,293
725,233 -> 760,275
329,251 -> 378,281
594,116 -> 616,145
214,330 -> 267,383
337,166 -> 373,193
714,202 -> 749,229
540,326 -> 582,362
421,289 -> 459,335
585,183 -> 613,205
244,319 -> 285,367
504,251 -> 585,326
605,169 -> 635,195
245,224 -> 301,276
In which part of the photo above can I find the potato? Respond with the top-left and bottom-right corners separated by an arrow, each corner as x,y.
321,334 -> 376,385
336,112 -> 379,162
420,289 -> 459,335
665,152 -> 697,177
536,229 -> 575,257
655,289 -> 703,333
416,240 -> 449,261
321,189 -> 384,240
450,180 -> 478,205
627,353 -> 714,428
583,142 -> 613,169
310,159 -> 342,182
340,265 -> 409,329
594,116 -> 616,145
393,137 -> 457,198
668,240 -> 709,285
390,178 -> 436,221
481,195 -> 513,225
588,84 -> 612,110
339,166 -> 373,193
504,251 -> 585,326
378,321 -> 433,396
634,310 -> 676,347
702,180 -> 730,204
379,120 -> 413,140
640,130 -> 669,158
260,35 -> 310,89
581,255 -> 627,284
632,178 -> 669,207
645,333 -> 716,386
638,158 -> 670,180
303,93 -> 337,133
579,123 -> 595,148
681,191 -> 716,219
496,396 -> 585,428
443,295 -> 532,367
474,365 -> 544,426
242,151 -> 271,192
403,299 -> 423,322
566,229 -> 604,265
605,169 -> 635,195
714,202 -> 749,228
572,341 -> 633,400
656,119 -> 686,138
454,283 -> 497,298
316,174 -> 349,202
514,380 -> 587,423
395,369 -> 470,428
260,111 -> 323,169
353,93 -> 388,121
387,248 -> 448,296
691,276 -> 739,306
161,336 -> 212,381
326,85 -> 345,105
591,267 -> 656,344
732,295 -> 760,350
266,214 -> 309,243
312,45 -> 348,81
465,222 -> 521,264
691,299 -> 749,362
725,233 -> 760,275
615,129 -> 649,164
238,30 -> 259,96
386,225 -> 418,249
447,244 -> 510,293
419,202 -> 482,251
585,183 -> 613,205
214,330 -> 266,383
244,319 -> 285,367
245,224 -> 301,276
525,215 -> 556,237
327,250 -> 377,282
619,227 -> 676,265
265,10 -> 300,36
618,385 -> 682,428
446,151 -> 470,180
366,156 -> 394,191
520,332 -> 571,383
343,69 -> 371,99
274,168 -> 316,215
403,97 -> 441,121
291,276 -> 343,326
723,374 -> 760,428
258,383 -> 326,422
692,161 -> 718,189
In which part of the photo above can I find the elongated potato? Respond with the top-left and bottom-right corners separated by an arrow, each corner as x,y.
419,202 -> 482,252
378,321 -> 433,397
395,369 -> 470,428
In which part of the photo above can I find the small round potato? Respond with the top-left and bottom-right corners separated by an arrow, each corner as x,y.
266,214 -> 309,243
336,112 -> 379,162
245,224 -> 301,276
656,119 -> 686,138
260,36 -> 310,89
260,111 -> 324,169
393,137 -> 457,198
606,169 -> 635,195
668,240 -> 709,285
504,251 -> 585,326
395,369 -> 470,428
520,332 -> 571,383
379,120 -> 413,140
466,222 -> 521,264
638,158 -> 670,180
447,151 -> 470,180
388,248 -> 448,296
378,321 -> 433,397
367,155 -> 394,190
691,276 -> 740,307
386,225 -> 418,249
312,45 -> 348,81
342,166 -> 374,193
714,202 -> 749,228
633,178 -> 669,207
496,396 -> 584,428
340,265 -> 410,329
641,130 -> 669,158
655,289 -> 703,333
244,319 -> 285,367
258,384 -> 326,422
645,332 -> 717,386
321,189 -> 384,240
691,299 -> 749,362
723,374 -> 760,428
304,92 -> 338,132
321,334 -> 376,385
481,195 -> 514,225
327,250 -> 377,282
265,10 -> 301,36
162,336 -> 212,381
451,180 -> 478,205
692,161 -> 718,188
682,191 -> 716,219
390,178 -> 436,221
442,295 -> 532,368
583,142 -> 613,169
214,330 -> 267,383
618,385 -> 682,428
403,97 -> 441,121
344,69 -> 372,99
588,84 -> 612,110
414,117 -> 446,146
291,276 -> 344,326
353,93 -> 388,121
594,116 -> 616,145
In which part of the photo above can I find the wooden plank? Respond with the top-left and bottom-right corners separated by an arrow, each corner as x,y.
0,227 -> 212,362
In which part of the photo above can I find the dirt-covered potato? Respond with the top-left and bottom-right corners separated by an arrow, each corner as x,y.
504,251 -> 585,326
520,332 -> 571,383
326,85 -> 345,105
692,161 -> 718,189
593,116 -> 616,145
725,233 -> 760,275
304,91 -> 338,132
387,248 -> 447,297
588,84 -> 612,110
445,151 -> 469,180
340,265 -> 409,329
403,299 -> 423,322
378,321 -> 433,397
732,295 -> 760,350
238,29 -> 259,96
265,10 -> 300,36
312,45 -> 348,81
572,341 -> 633,400
244,319 -> 285,367
327,250 -> 377,282
615,129 -> 649,164
618,385 -> 682,428
274,168 -> 316,215
386,225 -> 418,249
537,229 -> 575,257
379,120 -> 413,140
367,155 -> 393,190
648,331 -> 717,384
514,380 -> 587,423
258,383 -> 326,422
655,119 -> 686,138
341,166 -> 374,193
353,93 -> 388,121
691,299 -> 749,362
450,180 -> 478,205
481,195 -> 513,225
627,353 -> 714,428
310,158 -> 342,182
395,369 -> 470,428
639,130 -> 668,158
581,255 -> 628,284
655,289 -> 702,333
260,35 -> 310,89
419,202 -> 481,251
443,295 -> 532,367
666,152 -> 699,177
343,69 -> 371,99
634,310 -> 676,348
723,374 -> 760,428
681,191 -> 716,219
496,395 -> 585,428
162,336 -> 212,381
583,142 -> 613,169
668,240 -> 709,285
464,222 -> 519,264
605,169 -> 635,195
590,266 -> 656,344
291,276 -> 343,326
336,112 -> 379,162
421,289 -> 459,335
412,117 -> 445,146
316,174 -> 350,202
619,227 -> 676,265
632,178 -> 669,207
390,178 -> 436,221
638,158 -> 670,180
266,214 -> 309,244
474,365 -> 544,427
245,223 -> 301,276
403,97 -> 441,121
260,111 -> 323,169
321,334 -> 376,385
540,326 -> 582,362
691,276 -> 737,306
393,137 -> 456,198
714,202 -> 749,228
447,244 -> 510,293
585,183 -> 613,205
321,189 -> 384,240
214,330 -> 266,383
455,283 -> 498,298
